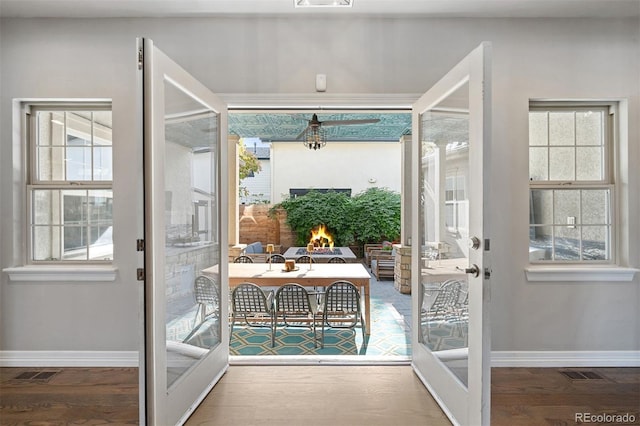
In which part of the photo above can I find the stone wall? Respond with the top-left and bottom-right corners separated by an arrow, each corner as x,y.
393,244 -> 411,294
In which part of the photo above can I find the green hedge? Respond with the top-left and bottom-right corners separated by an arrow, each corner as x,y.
273,188 -> 401,248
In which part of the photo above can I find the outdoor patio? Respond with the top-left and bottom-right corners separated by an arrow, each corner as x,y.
167,263 -> 412,358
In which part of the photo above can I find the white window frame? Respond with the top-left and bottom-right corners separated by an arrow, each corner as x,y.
528,102 -> 615,265
525,100 -> 638,282
26,102 -> 113,265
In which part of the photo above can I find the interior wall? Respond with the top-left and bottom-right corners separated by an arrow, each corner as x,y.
0,16 -> 638,356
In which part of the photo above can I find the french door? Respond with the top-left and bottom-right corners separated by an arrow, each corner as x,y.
411,42 -> 492,425
141,38 -> 229,425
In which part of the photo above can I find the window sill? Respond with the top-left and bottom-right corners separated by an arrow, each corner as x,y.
3,265 -> 118,282
525,265 -> 639,282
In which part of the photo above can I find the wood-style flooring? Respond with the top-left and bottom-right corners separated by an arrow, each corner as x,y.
1,366 -> 638,425
492,367 -> 640,425
185,366 -> 450,426
0,367 -> 138,425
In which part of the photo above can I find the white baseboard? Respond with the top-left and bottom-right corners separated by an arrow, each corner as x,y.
0,351 -> 139,367
491,351 -> 640,367
2,350 -> 638,368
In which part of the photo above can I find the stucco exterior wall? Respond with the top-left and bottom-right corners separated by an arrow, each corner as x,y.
271,141 -> 401,203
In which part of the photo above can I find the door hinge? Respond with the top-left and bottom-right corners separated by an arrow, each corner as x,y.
136,268 -> 145,281
484,268 -> 491,279
136,239 -> 145,251
138,47 -> 143,70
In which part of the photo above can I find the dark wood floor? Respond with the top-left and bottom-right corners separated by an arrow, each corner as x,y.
0,367 -> 139,425
492,367 -> 640,425
1,366 -> 638,425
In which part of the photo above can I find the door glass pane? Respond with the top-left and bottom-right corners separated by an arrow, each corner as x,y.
163,81 -> 221,389
419,81 -> 470,386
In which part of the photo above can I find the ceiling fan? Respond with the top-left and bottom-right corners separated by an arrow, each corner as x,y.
295,113 -> 380,140
295,113 -> 380,150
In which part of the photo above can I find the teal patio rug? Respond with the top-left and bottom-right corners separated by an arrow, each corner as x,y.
421,320 -> 468,352
230,297 -> 411,357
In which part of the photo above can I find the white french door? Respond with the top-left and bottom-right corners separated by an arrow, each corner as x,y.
141,38 -> 229,425
411,42 -> 492,425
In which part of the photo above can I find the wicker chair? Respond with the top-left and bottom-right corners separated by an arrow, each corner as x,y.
182,275 -> 221,344
422,279 -> 462,342
233,255 -> 254,263
275,283 -> 320,347
296,255 -> 312,264
327,256 -> 346,264
321,280 -> 365,347
428,280 -> 462,317
230,282 -> 275,347
193,275 -> 219,324
268,254 -> 287,264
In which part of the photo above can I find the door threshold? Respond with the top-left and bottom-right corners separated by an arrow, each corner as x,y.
230,355 -> 412,366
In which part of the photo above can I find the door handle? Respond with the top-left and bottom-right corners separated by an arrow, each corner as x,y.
456,264 -> 480,278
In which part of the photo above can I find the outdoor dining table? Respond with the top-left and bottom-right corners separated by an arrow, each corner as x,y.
203,262 -> 372,335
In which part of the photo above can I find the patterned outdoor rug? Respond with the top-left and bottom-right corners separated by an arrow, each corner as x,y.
421,320 -> 468,352
230,297 -> 411,357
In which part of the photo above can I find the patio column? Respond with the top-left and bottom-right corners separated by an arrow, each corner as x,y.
228,134 -> 240,247
400,134 -> 412,246
435,139 -> 447,243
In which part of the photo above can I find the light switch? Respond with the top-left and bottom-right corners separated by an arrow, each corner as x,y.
316,74 -> 326,92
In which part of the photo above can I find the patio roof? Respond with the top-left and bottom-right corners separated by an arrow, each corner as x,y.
229,112 -> 411,143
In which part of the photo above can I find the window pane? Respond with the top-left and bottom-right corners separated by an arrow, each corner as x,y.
549,147 -> 575,180
89,190 -> 113,220
93,146 -> 113,180
576,111 -> 603,146
581,189 -> 609,225
62,190 -> 88,225
89,226 -> 113,260
37,112 -> 65,147
94,111 -> 113,146
34,109 -> 112,183
530,189 -> 553,225
63,225 -> 87,252
33,225 -> 61,261
529,147 -> 548,180
582,226 -> 609,261
31,189 -> 113,262
37,147 -> 66,181
549,112 -> 575,146
576,147 -> 603,180
554,226 -> 580,260
32,189 -> 61,225
529,112 -> 548,146
553,190 -> 580,225
65,147 -> 92,180
529,225 -> 552,261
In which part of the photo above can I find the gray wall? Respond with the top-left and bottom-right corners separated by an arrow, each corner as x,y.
1,16 -> 638,357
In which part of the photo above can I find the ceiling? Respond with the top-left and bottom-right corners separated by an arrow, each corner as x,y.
1,0 -> 639,18
229,112 -> 411,143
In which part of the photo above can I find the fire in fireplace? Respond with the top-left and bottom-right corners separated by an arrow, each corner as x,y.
309,224 -> 334,249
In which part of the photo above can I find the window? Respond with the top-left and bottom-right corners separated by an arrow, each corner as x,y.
528,103 -> 614,263
28,104 -> 113,262
445,173 -> 467,233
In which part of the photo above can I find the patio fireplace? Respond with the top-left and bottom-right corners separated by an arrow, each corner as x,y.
309,224 -> 334,250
